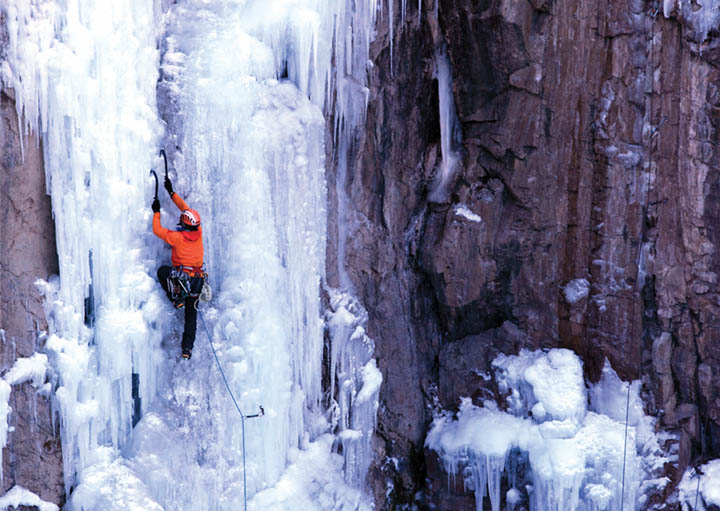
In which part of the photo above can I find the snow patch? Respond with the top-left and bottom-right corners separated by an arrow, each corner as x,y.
679,460 -> 720,509
0,485 -> 59,511
427,349 -> 669,511
4,353 -> 48,387
454,204 -> 482,223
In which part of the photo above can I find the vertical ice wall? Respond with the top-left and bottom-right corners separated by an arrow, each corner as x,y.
3,0 -> 383,508
3,0 -> 166,494
160,0 -> 383,500
331,0 -> 379,289
162,3 -> 329,491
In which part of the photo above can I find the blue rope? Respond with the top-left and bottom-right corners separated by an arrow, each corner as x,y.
198,310 -> 246,419
198,309 -> 251,511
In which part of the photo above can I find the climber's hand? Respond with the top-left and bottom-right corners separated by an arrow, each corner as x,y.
152,198 -> 161,213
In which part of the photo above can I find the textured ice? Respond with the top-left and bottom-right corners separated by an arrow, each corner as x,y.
326,291 -> 381,487
3,0 -> 381,509
494,348 -> 587,425
679,460 -> 720,509
3,353 -> 48,387
426,350 -> 660,511
564,279 -> 590,305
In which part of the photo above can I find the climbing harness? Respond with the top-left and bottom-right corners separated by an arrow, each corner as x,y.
165,266 -> 210,308
198,310 -> 263,511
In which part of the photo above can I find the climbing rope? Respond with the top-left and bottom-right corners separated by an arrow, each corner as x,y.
198,309 -> 264,511
694,468 -> 701,510
620,382 -> 631,511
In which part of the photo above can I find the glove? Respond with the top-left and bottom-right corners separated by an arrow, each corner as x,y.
152,198 -> 160,213
164,176 -> 174,196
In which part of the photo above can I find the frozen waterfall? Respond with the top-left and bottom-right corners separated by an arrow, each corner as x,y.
3,0 -> 381,510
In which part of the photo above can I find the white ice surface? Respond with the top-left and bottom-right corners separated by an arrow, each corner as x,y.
4,353 -> 49,387
0,485 -> 59,511
3,0 -> 381,509
679,460 -> 720,509
426,350 -> 669,511
454,204 -> 482,223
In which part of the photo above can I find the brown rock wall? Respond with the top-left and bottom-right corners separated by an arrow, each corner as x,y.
332,0 -> 720,508
0,88 -> 63,506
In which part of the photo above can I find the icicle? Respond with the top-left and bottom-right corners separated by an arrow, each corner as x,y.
5,0 -> 166,496
327,292 -> 381,487
428,44 -> 462,203
389,0 -> 394,76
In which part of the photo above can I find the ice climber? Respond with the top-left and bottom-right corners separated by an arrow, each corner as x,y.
151,174 -> 206,360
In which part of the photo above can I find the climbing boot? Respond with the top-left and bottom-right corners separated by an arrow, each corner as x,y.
181,349 -> 192,360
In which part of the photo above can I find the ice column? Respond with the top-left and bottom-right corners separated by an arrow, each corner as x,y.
158,0 -> 383,501
327,291 -> 382,487
428,44 -> 462,203
3,0 -> 165,493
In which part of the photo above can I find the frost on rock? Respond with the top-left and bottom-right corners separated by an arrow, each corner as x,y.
663,0 -> 720,42
0,380 -> 10,479
563,278 -> 590,305
427,349 -> 670,511
0,353 -> 51,480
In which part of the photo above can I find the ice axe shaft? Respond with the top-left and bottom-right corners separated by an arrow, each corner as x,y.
150,169 -> 158,200
159,149 -> 168,179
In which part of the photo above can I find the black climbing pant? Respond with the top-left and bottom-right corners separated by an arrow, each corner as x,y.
157,265 -> 203,352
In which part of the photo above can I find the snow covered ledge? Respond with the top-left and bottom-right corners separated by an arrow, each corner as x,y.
426,349 -> 671,511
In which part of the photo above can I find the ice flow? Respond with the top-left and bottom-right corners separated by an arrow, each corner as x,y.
2,0 -> 381,509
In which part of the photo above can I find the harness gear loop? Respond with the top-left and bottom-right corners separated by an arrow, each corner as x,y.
166,266 -> 209,308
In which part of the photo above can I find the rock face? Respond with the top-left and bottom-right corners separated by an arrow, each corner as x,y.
329,0 -> 720,508
0,89 -> 63,506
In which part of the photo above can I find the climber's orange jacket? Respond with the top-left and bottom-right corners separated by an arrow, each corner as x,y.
152,194 -> 204,270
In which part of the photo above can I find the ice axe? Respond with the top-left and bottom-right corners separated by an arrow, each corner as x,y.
150,149 -> 168,201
